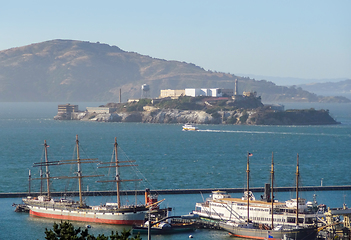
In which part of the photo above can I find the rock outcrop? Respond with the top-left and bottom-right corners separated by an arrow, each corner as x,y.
55,107 -> 339,125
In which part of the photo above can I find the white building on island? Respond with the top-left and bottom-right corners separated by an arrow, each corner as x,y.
86,107 -> 117,114
184,88 -> 222,97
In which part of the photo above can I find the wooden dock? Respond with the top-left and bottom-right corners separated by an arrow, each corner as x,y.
171,217 -> 222,230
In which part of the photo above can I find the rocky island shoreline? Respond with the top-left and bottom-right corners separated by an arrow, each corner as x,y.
54,95 -> 340,125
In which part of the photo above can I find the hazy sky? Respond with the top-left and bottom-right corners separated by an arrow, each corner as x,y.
1,0 -> 350,83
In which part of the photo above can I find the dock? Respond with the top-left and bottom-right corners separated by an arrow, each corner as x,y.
1,185 -> 351,198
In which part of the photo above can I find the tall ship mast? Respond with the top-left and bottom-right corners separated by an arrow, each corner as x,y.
296,153 -> 300,227
246,152 -> 250,223
21,135 -> 161,225
44,140 -> 50,198
270,152 -> 274,229
96,137 -> 143,208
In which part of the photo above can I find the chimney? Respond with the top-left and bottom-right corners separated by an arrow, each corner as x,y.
234,79 -> 238,96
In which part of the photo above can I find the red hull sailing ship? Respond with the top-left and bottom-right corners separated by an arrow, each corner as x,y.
22,136 -> 161,225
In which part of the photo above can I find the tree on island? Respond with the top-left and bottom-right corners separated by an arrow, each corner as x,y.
44,221 -> 142,240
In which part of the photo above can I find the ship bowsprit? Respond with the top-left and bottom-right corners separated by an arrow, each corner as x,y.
13,203 -> 29,212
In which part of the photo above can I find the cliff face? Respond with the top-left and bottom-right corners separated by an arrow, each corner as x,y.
55,108 -> 339,125
249,108 -> 339,125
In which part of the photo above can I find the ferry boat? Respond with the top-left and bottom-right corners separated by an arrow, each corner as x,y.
182,123 -> 198,131
193,153 -> 323,239
21,136 -> 163,225
193,190 -> 322,227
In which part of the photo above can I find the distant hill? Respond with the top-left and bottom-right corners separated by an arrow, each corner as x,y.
237,74 -> 348,86
0,39 -> 349,103
298,79 -> 351,99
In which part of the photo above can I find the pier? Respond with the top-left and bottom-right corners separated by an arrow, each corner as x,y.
1,185 -> 351,198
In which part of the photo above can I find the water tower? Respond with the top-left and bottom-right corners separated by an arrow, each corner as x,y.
141,84 -> 150,99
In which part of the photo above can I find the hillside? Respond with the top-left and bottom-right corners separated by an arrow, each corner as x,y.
0,39 -> 349,103
298,79 -> 351,99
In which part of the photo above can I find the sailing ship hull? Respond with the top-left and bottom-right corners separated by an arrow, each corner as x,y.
28,206 -> 146,225
220,222 -> 318,240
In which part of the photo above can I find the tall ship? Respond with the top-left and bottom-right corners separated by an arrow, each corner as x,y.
193,153 -> 323,239
21,136 -> 162,225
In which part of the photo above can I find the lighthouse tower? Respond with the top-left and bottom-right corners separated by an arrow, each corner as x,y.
234,79 -> 238,96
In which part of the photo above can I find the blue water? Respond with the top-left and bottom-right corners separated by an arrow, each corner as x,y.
0,102 -> 350,240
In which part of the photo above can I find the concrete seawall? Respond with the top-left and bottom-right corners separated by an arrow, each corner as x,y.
2,185 -> 351,198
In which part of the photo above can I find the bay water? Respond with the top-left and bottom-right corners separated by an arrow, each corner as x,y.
0,102 -> 350,239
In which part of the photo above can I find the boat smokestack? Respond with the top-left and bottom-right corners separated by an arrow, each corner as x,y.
145,188 -> 150,205
263,183 -> 271,202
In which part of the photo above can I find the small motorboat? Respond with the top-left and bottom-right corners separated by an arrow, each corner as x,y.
182,124 -> 198,131
132,221 -> 196,235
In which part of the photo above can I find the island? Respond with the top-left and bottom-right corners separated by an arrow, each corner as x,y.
54,93 -> 340,125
